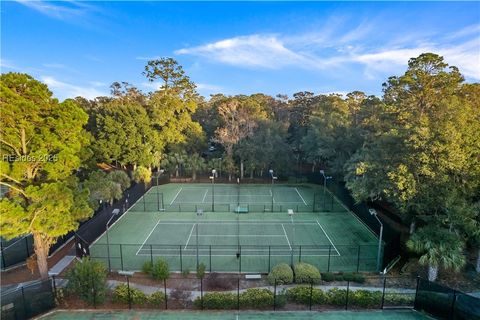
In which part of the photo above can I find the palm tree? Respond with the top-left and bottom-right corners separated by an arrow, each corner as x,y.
185,153 -> 206,181
407,225 -> 465,281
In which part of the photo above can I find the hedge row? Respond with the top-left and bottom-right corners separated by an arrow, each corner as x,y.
287,286 -> 414,307
193,288 -> 286,309
113,284 -> 166,306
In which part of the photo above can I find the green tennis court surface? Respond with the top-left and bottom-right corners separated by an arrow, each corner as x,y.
39,310 -> 434,319
129,183 -> 341,213
90,183 -> 380,273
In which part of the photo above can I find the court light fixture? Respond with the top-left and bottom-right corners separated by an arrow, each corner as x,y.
106,208 -> 120,272
369,209 -> 383,273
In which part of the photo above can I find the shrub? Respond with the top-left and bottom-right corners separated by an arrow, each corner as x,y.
194,292 -> 237,309
383,293 -> 415,306
350,290 -> 382,308
197,263 -> 206,279
327,288 -> 347,306
240,288 -> 274,308
334,274 -> 344,281
267,263 -> 293,285
293,263 -> 321,284
66,257 -> 107,305
321,272 -> 335,282
287,286 -> 327,305
151,258 -> 169,280
343,272 -> 355,281
148,291 -> 166,306
353,274 -> 366,283
113,284 -> 146,305
142,261 -> 153,274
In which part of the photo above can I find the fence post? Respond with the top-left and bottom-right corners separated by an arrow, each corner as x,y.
327,246 -> 331,272
21,286 -> 28,317
239,246 -> 242,273
413,276 -> 420,310
52,275 -> 57,299
299,246 -> 302,262
381,276 -> 386,309
120,244 -> 124,270
268,246 -> 271,272
356,245 -> 361,272
237,277 -> 240,310
150,245 -> 153,266
209,245 -> 212,272
127,276 -> 132,309
91,273 -> 96,308
273,278 -> 277,311
313,193 -> 316,212
309,281 -> 313,311
449,290 -> 457,320
200,277 -> 204,310
143,195 -> 146,211
179,245 -> 183,272
0,240 -> 6,268
345,280 -> 350,310
164,278 -> 168,309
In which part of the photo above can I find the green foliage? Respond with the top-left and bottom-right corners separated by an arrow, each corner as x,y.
383,293 -> 415,306
287,286 -> 327,305
353,274 -> 366,283
113,283 -> 147,305
350,290 -> 382,308
334,274 -> 344,281
293,263 -> 321,284
151,258 -> 169,280
147,291 -> 166,306
66,258 -> 107,305
267,263 -> 293,285
133,166 -> 152,184
321,272 -> 335,282
141,261 -> 153,274
84,170 -> 122,208
342,272 -> 355,281
197,263 -> 206,279
194,292 -> 237,309
109,170 -> 131,191
326,288 -> 347,306
239,288 -> 274,308
407,225 -> 466,281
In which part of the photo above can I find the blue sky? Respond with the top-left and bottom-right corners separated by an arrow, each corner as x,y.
2,1 -> 479,100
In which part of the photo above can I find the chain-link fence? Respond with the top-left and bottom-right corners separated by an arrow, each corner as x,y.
1,279 -> 56,320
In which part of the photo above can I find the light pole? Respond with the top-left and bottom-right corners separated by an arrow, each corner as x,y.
106,208 -> 120,272
269,169 -> 277,211
369,209 -> 383,272
288,209 -> 295,268
156,169 -> 165,211
210,169 -> 216,212
319,170 -> 332,211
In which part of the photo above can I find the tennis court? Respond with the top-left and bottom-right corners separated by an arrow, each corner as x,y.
89,183 -> 380,273
128,183 -> 339,213
39,310 -> 435,319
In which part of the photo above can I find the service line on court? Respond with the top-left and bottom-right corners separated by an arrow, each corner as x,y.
281,224 -> 292,250
184,223 -> 196,250
295,188 -> 308,206
202,189 -> 209,203
316,220 -> 340,256
135,218 -> 162,256
170,187 -> 183,205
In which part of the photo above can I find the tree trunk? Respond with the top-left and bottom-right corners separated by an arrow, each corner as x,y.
476,248 -> 480,273
428,265 -> 438,282
175,165 -> 179,178
192,170 -> 196,181
228,173 -> 232,181
33,233 -> 50,279
409,221 -> 416,234
250,170 -> 253,179
311,163 -> 316,172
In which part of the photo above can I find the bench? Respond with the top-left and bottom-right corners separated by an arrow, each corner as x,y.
245,274 -> 261,280
235,206 -> 249,214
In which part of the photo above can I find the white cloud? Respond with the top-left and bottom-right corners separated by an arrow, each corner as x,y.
15,0 -> 95,21
136,56 -> 163,61
41,76 -> 108,100
196,83 -> 222,92
176,25 -> 480,80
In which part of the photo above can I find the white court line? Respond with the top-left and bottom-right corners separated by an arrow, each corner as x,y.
197,234 -> 285,237
295,188 -> 308,206
184,224 -> 196,250
316,220 -> 340,256
135,219 -> 162,255
137,253 -> 333,257
139,247 -> 333,252
155,221 -> 320,225
202,189 -> 208,203
170,187 -> 183,205
281,224 -> 292,250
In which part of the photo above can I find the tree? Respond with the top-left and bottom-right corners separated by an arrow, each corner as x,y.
0,73 -> 93,278
133,166 -> 152,185
184,153 -> 206,181
84,170 -> 126,208
143,57 -> 196,97
407,226 -> 466,281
